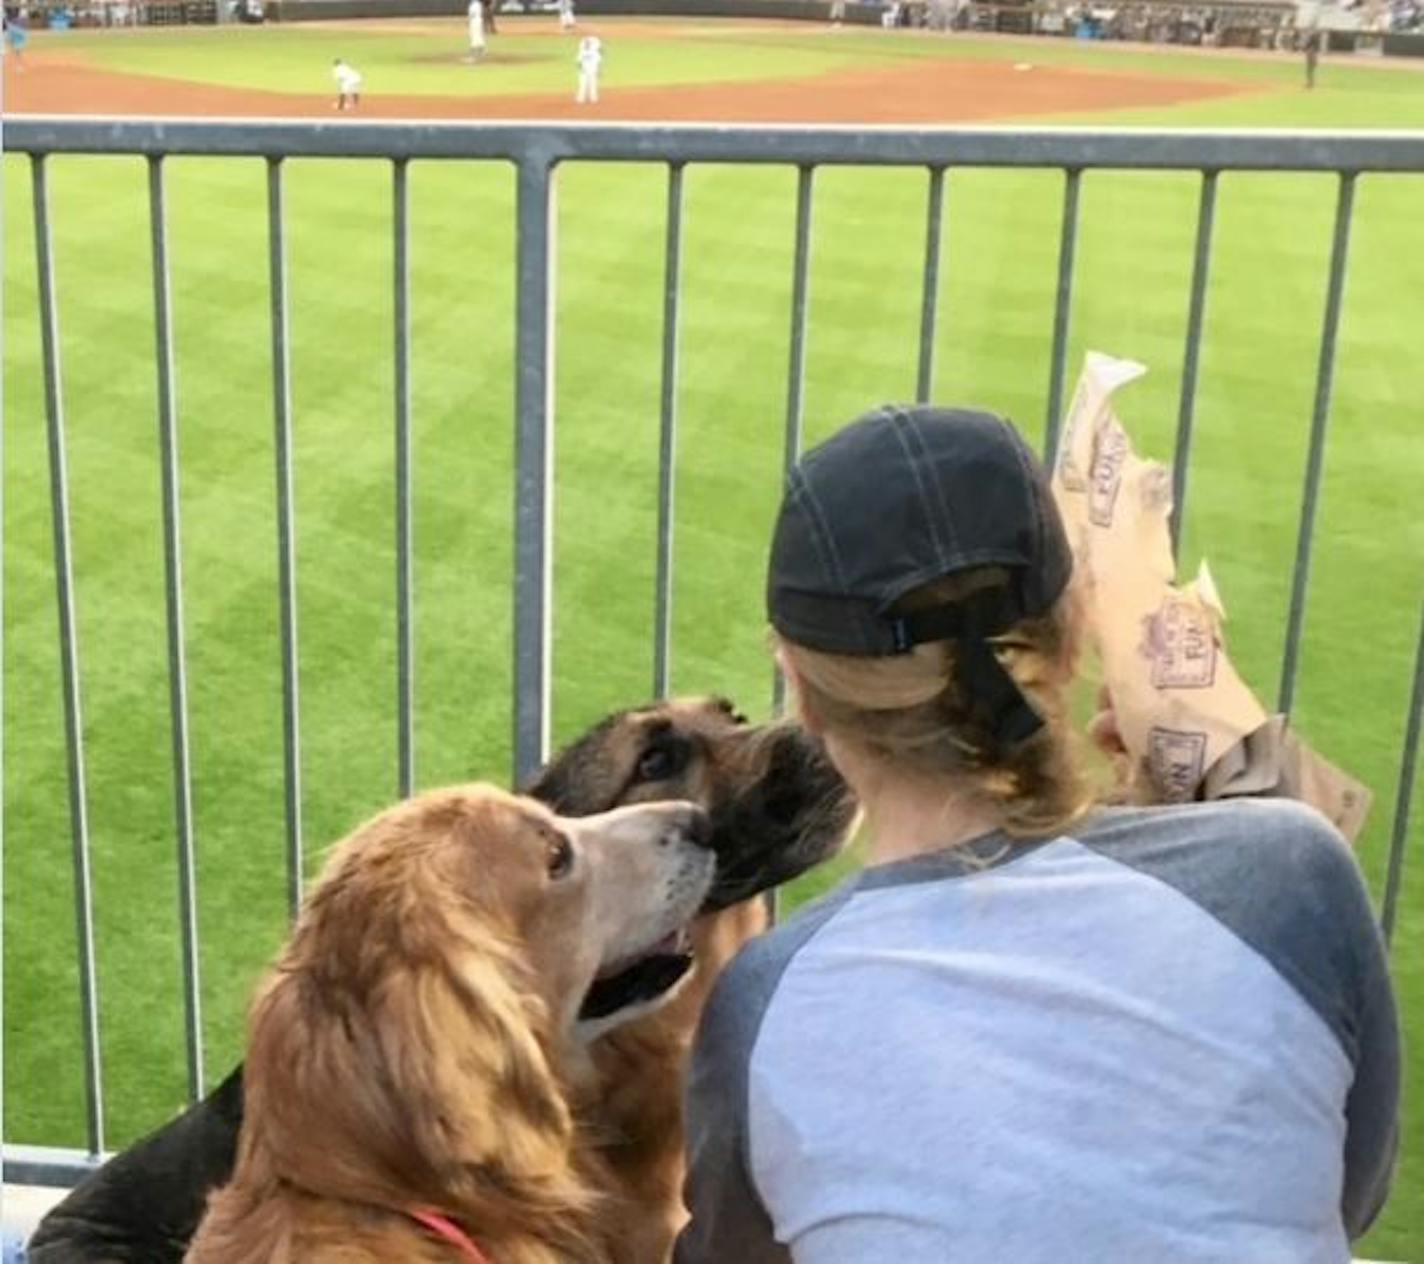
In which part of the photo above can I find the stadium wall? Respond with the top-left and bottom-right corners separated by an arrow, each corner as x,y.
271,0 -> 884,23
1384,31 -> 1424,55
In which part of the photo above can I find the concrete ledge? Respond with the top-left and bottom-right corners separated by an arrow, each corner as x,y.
2,1185 -> 67,1257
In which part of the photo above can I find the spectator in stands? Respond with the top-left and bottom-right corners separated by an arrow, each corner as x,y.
3,10 -> 28,69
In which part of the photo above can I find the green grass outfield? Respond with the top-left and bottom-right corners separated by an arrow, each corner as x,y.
5,21 -> 1424,1257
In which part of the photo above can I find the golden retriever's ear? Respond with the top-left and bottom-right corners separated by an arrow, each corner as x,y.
244,936 -> 579,1211
373,947 -> 576,1182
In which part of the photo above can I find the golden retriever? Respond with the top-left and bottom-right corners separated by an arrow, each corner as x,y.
185,786 -> 716,1264
33,698 -> 854,1264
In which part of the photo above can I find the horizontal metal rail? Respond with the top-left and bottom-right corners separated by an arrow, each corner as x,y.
2,1145 -> 108,1189
8,120 -> 1424,171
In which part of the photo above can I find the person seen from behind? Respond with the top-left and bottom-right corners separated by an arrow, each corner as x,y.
675,405 -> 1400,1263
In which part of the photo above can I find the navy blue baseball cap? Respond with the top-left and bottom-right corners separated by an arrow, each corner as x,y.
766,406 -> 1073,743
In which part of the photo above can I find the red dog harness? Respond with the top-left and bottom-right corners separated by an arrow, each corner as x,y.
409,1207 -> 494,1264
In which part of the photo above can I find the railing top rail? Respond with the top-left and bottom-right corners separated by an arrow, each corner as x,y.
7,118 -> 1424,171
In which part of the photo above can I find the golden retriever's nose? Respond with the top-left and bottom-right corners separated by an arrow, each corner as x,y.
664,805 -> 713,852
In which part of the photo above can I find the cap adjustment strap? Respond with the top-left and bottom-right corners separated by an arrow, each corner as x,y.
883,587 -> 1022,653
956,638 -> 1045,746
883,589 -> 1044,746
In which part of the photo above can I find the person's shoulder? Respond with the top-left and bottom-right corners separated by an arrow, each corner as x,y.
1073,799 -> 1376,1021
1074,797 -> 1350,879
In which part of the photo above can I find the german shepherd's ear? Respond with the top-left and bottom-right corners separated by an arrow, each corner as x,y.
523,757 -> 582,813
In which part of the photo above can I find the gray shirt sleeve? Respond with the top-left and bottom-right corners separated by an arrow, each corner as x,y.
1336,851 -> 1400,1239
675,888 -> 856,1264
673,958 -> 788,1264
1081,799 -> 1401,1239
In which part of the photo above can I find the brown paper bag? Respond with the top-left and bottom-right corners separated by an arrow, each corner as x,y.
1203,715 -> 1373,843
1051,352 -> 1372,842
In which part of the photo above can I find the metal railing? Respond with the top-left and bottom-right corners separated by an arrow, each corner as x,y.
4,119 -> 1424,1189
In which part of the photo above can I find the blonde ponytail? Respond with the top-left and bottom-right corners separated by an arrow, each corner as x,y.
778,568 -> 1093,839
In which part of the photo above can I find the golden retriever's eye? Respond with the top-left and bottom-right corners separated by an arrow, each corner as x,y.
546,834 -> 574,880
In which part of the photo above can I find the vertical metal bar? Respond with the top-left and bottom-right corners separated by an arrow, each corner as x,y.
653,162 -> 684,702
393,157 -> 414,798
1043,168 -> 1082,466
772,165 -> 815,715
915,166 -> 946,405
1169,170 -> 1218,559
783,166 -> 815,489
148,154 -> 204,1103
267,156 -> 303,920
1278,172 -> 1356,716
513,156 -> 556,785
1382,600 -> 1424,946
32,152 -> 105,1158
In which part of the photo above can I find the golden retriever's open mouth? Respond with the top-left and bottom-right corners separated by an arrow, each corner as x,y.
579,928 -> 694,1022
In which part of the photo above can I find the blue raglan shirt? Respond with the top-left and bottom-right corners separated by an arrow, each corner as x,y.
675,799 -> 1400,1264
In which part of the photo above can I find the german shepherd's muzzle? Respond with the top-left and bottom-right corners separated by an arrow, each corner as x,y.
527,695 -> 853,910
526,696 -> 855,1021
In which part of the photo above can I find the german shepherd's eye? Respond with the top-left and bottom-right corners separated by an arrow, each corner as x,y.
546,834 -> 575,880
634,735 -> 690,784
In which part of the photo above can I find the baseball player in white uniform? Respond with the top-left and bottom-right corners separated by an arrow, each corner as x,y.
467,0 -> 487,60
331,57 -> 362,110
559,0 -> 576,29
576,33 -> 602,102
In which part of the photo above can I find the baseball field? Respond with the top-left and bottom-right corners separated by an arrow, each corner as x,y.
5,17 -> 1423,1255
